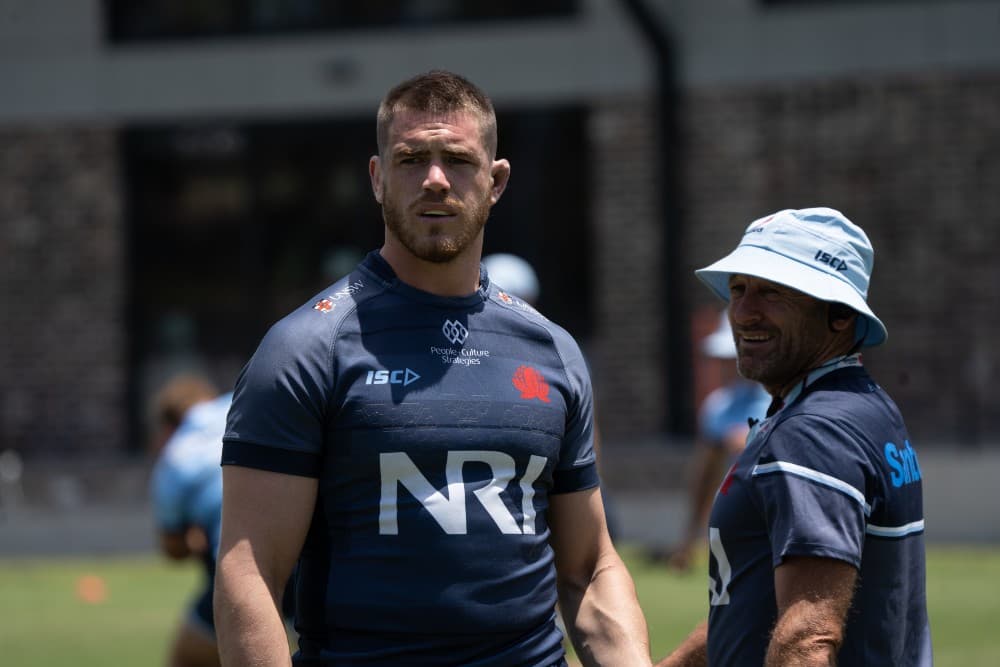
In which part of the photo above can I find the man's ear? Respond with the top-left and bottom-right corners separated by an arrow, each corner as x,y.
827,303 -> 857,333
369,155 -> 383,204
489,159 -> 511,205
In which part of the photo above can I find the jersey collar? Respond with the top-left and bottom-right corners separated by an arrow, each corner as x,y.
781,353 -> 863,411
748,353 -> 863,444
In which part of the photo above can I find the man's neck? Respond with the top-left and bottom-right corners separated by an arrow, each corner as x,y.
773,352 -> 862,403
379,244 -> 482,297
773,334 -> 858,400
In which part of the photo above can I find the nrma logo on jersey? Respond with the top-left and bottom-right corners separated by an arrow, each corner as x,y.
884,440 -> 922,488
365,368 -> 421,387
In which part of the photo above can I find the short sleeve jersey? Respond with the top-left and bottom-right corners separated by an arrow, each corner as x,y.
698,380 -> 770,446
706,364 -> 932,665
222,251 -> 599,666
151,393 -> 232,562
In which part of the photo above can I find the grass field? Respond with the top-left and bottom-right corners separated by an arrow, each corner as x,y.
1,545 -> 997,665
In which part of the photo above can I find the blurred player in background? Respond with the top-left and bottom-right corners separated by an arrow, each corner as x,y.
150,374 -> 295,667
214,70 -> 650,666
482,252 -> 541,305
661,313 -> 768,571
659,207 -> 930,666
149,374 -> 229,667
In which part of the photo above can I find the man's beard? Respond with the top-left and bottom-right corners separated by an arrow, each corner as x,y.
735,314 -> 831,392
382,191 -> 491,263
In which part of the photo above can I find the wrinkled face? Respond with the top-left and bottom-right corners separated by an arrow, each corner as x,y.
369,108 -> 509,263
727,274 -> 836,395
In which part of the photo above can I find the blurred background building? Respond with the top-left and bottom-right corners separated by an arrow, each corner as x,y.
1,1 -> 999,544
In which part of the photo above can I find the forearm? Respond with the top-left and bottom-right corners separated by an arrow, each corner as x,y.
559,553 -> 651,666
764,619 -> 842,667
215,559 -> 292,667
684,477 -> 714,542
683,447 -> 725,542
767,557 -> 855,666
655,621 -> 707,667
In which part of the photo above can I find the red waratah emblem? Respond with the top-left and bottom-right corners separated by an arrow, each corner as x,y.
512,365 -> 551,403
313,298 -> 334,313
718,464 -> 738,496
498,291 -> 513,304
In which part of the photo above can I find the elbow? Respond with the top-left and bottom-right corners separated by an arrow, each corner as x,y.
555,573 -> 588,616
556,557 -> 615,608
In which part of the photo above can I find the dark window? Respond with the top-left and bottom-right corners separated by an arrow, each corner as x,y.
122,107 -> 590,448
105,0 -> 578,44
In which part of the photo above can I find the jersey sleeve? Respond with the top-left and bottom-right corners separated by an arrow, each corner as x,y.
700,384 -> 771,445
750,414 -> 873,568
222,309 -> 337,478
698,387 -> 733,444
150,459 -> 189,533
549,333 -> 599,494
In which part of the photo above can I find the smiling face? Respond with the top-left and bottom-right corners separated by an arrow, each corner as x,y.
369,108 -> 510,265
727,274 -> 856,397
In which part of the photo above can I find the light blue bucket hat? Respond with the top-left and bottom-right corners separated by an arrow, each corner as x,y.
695,207 -> 887,347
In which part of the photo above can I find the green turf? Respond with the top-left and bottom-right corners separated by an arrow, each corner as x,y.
0,556 -> 198,666
923,546 -> 1000,666
0,545 -> 997,665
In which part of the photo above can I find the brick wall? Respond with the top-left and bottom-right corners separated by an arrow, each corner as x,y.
0,127 -> 127,456
675,71 -> 1000,444
587,98 -> 668,440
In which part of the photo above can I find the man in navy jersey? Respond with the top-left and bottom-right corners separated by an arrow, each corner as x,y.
214,71 -> 651,667
658,208 -> 931,666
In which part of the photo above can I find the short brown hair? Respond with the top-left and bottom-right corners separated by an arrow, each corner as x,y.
376,70 -> 498,158
152,374 -> 218,430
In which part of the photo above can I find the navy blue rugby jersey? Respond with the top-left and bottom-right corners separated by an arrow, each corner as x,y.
223,251 -> 598,666
706,364 -> 931,666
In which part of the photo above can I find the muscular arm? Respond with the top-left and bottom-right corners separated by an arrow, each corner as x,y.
550,487 -> 651,666
214,465 -> 317,667
765,556 -> 857,666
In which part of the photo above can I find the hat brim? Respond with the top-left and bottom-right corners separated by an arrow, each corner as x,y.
695,245 -> 887,347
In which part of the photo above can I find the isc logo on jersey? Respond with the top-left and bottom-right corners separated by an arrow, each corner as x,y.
365,368 -> 421,387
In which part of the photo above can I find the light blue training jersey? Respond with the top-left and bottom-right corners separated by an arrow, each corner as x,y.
151,393 -> 233,560
699,379 -> 770,446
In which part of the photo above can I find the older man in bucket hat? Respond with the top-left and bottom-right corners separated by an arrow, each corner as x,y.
658,207 -> 931,666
